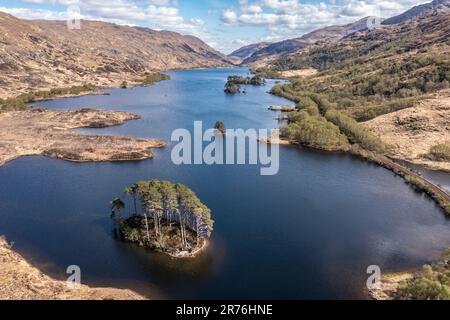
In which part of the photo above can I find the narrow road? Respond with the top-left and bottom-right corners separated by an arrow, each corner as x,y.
378,154 -> 450,202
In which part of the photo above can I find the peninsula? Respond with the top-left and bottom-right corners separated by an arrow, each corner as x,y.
0,108 -> 166,166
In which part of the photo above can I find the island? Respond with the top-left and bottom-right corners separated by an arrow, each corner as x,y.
224,75 -> 266,94
110,180 -> 214,258
214,121 -> 226,135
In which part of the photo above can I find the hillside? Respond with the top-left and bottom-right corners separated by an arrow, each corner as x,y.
262,5 -> 450,171
269,6 -> 449,72
382,0 -> 450,25
0,12 -> 233,98
239,0 -> 450,67
228,42 -> 270,62
239,17 -> 375,66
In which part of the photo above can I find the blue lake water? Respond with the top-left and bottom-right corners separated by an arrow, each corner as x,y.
0,68 -> 449,299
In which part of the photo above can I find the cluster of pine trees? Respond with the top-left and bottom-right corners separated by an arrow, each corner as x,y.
110,180 -> 214,254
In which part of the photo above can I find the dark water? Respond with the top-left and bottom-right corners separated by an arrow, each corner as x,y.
398,162 -> 450,193
1,68 -> 449,299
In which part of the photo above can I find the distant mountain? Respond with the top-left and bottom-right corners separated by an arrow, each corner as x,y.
238,0 -> 450,67
266,7 -> 449,72
228,42 -> 271,61
382,0 -> 450,25
0,12 -> 234,98
240,17 -> 376,66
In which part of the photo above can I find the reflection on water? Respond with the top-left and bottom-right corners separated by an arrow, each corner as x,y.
407,163 -> 450,192
0,68 -> 449,299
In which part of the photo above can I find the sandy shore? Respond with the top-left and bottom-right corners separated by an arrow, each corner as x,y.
0,108 -> 166,166
0,237 -> 145,300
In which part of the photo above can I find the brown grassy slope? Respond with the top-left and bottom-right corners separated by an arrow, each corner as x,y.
0,12 -> 233,98
364,90 -> 450,171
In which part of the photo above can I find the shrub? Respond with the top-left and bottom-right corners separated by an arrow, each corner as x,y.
0,84 -> 97,113
310,94 -> 336,115
251,67 -> 281,79
427,144 -> 450,162
281,111 -> 349,151
141,73 -> 171,86
325,110 -> 386,152
297,96 -> 320,116
404,175 -> 450,216
397,249 -> 450,300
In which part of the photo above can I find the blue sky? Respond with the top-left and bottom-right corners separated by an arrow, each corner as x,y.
0,0 -> 426,53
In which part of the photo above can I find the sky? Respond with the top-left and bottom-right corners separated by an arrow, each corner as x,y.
0,0 -> 428,54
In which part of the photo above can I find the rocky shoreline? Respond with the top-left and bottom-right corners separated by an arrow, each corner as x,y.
166,240 -> 209,259
0,108 -> 166,167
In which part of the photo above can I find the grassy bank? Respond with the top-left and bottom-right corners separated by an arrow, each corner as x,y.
0,84 -> 98,113
0,72 -> 171,113
404,175 -> 450,215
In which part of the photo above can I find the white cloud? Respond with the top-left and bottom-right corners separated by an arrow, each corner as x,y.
221,0 -> 429,43
222,8 -> 238,24
0,0 -> 430,54
5,0 -> 210,43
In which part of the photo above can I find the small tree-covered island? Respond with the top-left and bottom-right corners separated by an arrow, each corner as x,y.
110,180 -> 214,258
224,75 -> 266,94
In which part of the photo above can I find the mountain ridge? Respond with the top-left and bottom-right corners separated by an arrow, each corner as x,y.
240,17 -> 377,66
228,42 -> 271,62
236,0 -> 449,67
0,12 -> 234,98
382,0 -> 450,25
